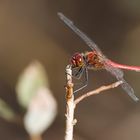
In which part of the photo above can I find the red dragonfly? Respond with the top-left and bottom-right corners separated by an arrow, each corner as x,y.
58,12 -> 140,102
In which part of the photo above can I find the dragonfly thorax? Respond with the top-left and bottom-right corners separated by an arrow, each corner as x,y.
85,51 -> 104,69
70,52 -> 85,68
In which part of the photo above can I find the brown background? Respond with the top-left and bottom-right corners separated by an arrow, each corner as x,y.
0,0 -> 140,139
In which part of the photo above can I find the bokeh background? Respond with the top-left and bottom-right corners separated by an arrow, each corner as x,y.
0,0 -> 140,139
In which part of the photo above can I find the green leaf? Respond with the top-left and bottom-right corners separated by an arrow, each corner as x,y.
0,98 -> 16,121
16,61 -> 49,108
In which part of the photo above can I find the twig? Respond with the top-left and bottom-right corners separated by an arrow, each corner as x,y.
65,65 -> 123,140
30,135 -> 42,140
74,81 -> 123,105
65,65 -> 75,140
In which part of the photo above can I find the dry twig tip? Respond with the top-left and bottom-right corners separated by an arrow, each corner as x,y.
74,80 -> 123,105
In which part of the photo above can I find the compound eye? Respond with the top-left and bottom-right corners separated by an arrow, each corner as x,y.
71,53 -> 84,68
71,59 -> 76,67
75,54 -> 83,66
78,57 -> 82,63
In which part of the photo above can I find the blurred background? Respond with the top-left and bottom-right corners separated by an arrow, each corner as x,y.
0,0 -> 140,140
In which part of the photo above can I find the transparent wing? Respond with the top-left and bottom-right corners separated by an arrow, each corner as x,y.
104,62 -> 139,102
58,12 -> 105,58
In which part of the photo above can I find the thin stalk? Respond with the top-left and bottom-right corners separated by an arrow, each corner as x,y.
65,65 -> 75,140
30,135 -> 42,140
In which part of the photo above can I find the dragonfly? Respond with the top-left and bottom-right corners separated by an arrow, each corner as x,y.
58,12 -> 140,102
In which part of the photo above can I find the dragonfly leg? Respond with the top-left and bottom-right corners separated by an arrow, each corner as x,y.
73,67 -> 84,79
74,67 -> 88,93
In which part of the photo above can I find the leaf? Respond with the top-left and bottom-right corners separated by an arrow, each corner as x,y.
16,61 -> 49,108
0,98 -> 16,121
24,87 -> 57,135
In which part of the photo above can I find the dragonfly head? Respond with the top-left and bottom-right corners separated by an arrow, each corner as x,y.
71,53 -> 85,68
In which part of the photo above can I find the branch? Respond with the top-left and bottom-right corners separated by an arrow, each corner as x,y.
30,135 -> 42,140
65,65 -> 75,140
64,65 -> 123,140
74,81 -> 123,105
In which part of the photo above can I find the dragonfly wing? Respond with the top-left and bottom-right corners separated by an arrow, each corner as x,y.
104,62 -> 139,101
104,61 -> 124,78
120,79 -> 139,101
58,13 -> 105,57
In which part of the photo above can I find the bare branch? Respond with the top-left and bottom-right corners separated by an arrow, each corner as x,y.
30,135 -> 42,140
74,81 -> 123,105
65,65 -> 75,140
64,65 -> 123,140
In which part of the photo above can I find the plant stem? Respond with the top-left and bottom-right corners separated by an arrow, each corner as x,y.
75,81 -> 123,105
30,134 -> 42,140
65,65 -> 75,140
64,65 -> 123,140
